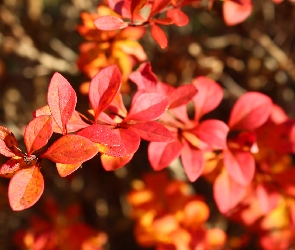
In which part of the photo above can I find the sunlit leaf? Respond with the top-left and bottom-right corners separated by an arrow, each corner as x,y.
101,154 -> 133,171
223,0 -> 253,26
148,140 -> 183,170
24,116 -> 53,155
151,24 -> 168,49
8,165 -> 44,211
56,162 -> 82,177
0,157 -> 25,178
129,62 -> 158,91
223,149 -> 255,186
169,85 -> 198,108
193,120 -> 229,150
181,142 -> 204,182
228,92 -> 272,131
213,169 -> 247,214
149,0 -> 171,17
0,126 -> 19,157
94,16 -> 128,30
47,72 -> 77,134
131,0 -> 148,22
41,135 -> 98,164
125,92 -> 169,121
166,8 -> 189,26
89,65 -> 122,121
77,124 -> 140,157
192,77 -> 223,121
256,182 -> 281,214
128,121 -> 174,142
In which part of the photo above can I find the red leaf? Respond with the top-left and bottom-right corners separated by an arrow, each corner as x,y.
192,77 -> 223,121
94,16 -> 128,30
56,162 -> 82,177
77,124 -> 140,157
128,121 -> 174,142
149,0 -> 171,17
256,183 -> 280,214
223,0 -> 253,26
34,106 -> 88,134
228,92 -> 273,131
213,169 -> 247,214
47,72 -> 77,134
193,120 -> 229,150
148,140 -> 183,170
166,8 -> 189,26
223,149 -> 255,186
24,116 -> 53,155
181,142 -> 204,182
108,0 -> 132,18
131,0 -> 148,22
125,92 -> 169,121
0,126 -> 19,157
8,165 -> 44,211
169,85 -> 198,109
101,154 -> 133,171
0,157 -> 25,178
151,24 -> 168,49
41,134 -> 98,164
129,62 -> 158,91
154,17 -> 174,25
89,65 -> 122,122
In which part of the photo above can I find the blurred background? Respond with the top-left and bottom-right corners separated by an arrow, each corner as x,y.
1,0 -> 295,249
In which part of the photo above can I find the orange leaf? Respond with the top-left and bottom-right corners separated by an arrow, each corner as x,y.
0,157 -> 26,178
101,154 -> 133,171
47,73 -> 77,134
24,116 -> 53,155
8,165 -> 44,211
151,24 -> 168,49
42,135 -> 98,164
0,126 -> 19,157
56,162 -> 82,177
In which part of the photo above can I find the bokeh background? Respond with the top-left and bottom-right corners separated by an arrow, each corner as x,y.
1,0 -> 295,249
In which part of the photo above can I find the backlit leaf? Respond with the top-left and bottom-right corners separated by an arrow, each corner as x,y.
24,116 -> 53,155
94,16 -> 128,30
151,24 -> 168,49
41,134 -> 98,164
125,92 -> 169,121
228,92 -> 272,131
0,126 -> 19,157
169,85 -> 198,109
148,140 -> 183,170
192,77 -> 223,121
101,154 -> 133,171
8,165 -> 44,211
181,142 -> 204,182
193,120 -> 229,150
131,0 -> 148,22
223,0 -> 252,26
256,183 -> 281,214
128,121 -> 174,142
77,124 -> 140,157
213,169 -> 247,214
89,65 -> 122,122
223,149 -> 255,186
129,62 -> 158,91
0,157 -> 25,178
149,0 -> 171,17
56,162 -> 82,177
47,72 -> 77,134
166,8 -> 189,26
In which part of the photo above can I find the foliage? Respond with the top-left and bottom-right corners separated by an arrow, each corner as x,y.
1,0 -> 295,249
